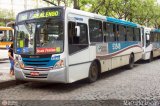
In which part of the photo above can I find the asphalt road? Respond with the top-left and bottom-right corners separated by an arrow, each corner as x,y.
0,58 -> 160,106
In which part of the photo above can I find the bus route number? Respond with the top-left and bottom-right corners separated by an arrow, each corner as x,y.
112,43 -> 121,50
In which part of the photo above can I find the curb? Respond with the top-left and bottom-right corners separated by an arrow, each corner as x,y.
0,58 -> 8,61
0,79 -> 26,90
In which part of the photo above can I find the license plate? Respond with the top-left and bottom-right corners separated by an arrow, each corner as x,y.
30,72 -> 39,76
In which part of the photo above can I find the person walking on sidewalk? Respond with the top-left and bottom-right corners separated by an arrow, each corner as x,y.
8,43 -> 14,75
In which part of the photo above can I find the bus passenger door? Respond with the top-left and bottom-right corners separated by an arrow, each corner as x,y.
68,21 -> 90,83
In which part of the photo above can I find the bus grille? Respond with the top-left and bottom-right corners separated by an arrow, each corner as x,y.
23,59 -> 50,66
21,54 -> 52,67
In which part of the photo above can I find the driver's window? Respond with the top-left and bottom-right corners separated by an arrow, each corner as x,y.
68,21 -> 88,55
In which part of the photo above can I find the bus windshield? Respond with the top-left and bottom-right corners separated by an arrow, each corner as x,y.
15,19 -> 64,55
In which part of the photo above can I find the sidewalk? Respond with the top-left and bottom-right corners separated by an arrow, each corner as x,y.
0,56 -> 16,89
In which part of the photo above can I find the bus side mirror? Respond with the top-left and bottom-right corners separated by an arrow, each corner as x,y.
75,26 -> 80,37
146,34 -> 150,40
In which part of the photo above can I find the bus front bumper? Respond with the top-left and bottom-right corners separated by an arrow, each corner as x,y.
14,67 -> 68,83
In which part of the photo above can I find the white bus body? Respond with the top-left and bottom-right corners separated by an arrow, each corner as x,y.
14,7 -> 143,83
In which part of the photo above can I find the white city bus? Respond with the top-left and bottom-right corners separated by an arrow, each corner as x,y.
14,7 -> 143,83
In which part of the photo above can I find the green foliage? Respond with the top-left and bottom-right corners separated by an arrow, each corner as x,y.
18,0 -> 160,28
0,22 -> 5,26
0,9 -> 15,19
76,0 -> 160,28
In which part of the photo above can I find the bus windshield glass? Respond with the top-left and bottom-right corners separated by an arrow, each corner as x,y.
15,19 -> 64,55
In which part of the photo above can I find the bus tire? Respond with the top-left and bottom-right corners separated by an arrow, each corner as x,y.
127,54 -> 134,69
148,52 -> 153,62
87,61 -> 98,83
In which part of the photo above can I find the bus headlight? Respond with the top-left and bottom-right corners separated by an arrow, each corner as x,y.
53,59 -> 65,69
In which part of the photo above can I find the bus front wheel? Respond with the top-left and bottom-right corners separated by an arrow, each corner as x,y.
87,62 -> 98,83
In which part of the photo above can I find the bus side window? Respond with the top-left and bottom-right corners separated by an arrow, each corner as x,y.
150,32 -> 154,42
134,28 -> 140,41
113,24 -> 117,41
89,19 -> 103,42
116,25 -> 119,41
126,27 -> 134,41
103,22 -> 110,42
119,25 -> 125,41
154,33 -> 157,42
68,21 -> 89,54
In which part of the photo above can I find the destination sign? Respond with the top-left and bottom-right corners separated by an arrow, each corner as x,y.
18,9 -> 61,22
31,11 -> 60,19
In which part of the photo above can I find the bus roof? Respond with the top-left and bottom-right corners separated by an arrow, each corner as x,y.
0,27 -> 13,31
106,17 -> 140,28
151,28 -> 160,33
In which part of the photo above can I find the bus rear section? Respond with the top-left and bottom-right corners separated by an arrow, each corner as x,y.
0,27 -> 14,49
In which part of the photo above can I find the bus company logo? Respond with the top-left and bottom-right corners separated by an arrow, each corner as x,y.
51,55 -> 60,60
74,17 -> 83,21
97,45 -> 107,53
97,45 -> 102,53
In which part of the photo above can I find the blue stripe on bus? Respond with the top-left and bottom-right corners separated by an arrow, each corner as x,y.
151,29 -> 160,33
108,41 -> 140,53
106,17 -> 137,27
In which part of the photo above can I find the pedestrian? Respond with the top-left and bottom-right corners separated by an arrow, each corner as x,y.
8,43 -> 14,76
